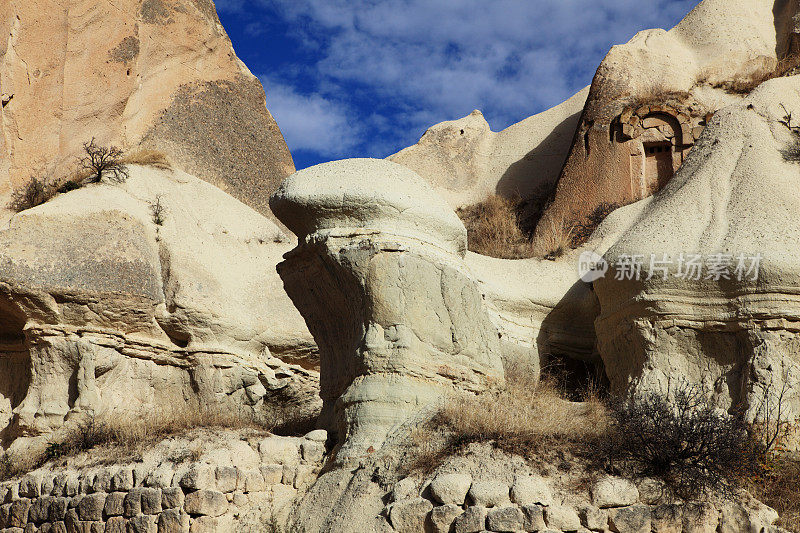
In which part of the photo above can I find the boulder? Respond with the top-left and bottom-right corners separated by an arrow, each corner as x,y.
270,158 -> 504,461
468,481 -> 510,508
545,504 -> 582,532
486,505 -> 524,532
453,506 -> 487,533
510,475 -> 553,507
521,504 -> 547,531
651,504 -> 683,533
429,504 -> 462,533
0,0 -> 294,218
681,502 -> 719,533
388,498 -> 433,533
578,504 -> 607,531
429,473 -> 472,505
591,477 -> 639,509
608,505 -> 651,533
183,490 -> 227,517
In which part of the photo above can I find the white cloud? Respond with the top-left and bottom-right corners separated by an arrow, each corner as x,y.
244,0 -> 700,160
263,0 -> 699,130
260,77 -> 361,157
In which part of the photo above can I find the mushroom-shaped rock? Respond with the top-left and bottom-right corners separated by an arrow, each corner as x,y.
270,158 -> 504,462
270,158 -> 467,256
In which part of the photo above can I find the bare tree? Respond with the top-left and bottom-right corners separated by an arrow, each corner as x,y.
80,138 -> 129,183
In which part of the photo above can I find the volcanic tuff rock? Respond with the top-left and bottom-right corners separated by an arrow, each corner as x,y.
0,165 -> 317,451
535,0 -> 800,239
390,88 -> 588,209
0,0 -> 294,218
593,75 -> 800,438
270,158 -> 505,462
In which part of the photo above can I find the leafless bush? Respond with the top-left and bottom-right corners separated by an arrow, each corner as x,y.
778,103 -> 800,163
604,381 -> 764,499
80,138 -> 129,183
149,195 -> 167,226
8,173 -> 55,212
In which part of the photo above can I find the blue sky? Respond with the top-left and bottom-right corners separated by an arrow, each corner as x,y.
215,0 -> 700,169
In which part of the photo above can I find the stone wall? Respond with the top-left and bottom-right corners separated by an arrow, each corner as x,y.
386,473 -> 781,533
0,431 -> 327,532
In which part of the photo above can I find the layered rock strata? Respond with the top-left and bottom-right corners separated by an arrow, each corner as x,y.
0,165 -> 318,451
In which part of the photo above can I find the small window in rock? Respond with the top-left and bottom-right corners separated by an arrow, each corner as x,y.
460,129 -> 464,135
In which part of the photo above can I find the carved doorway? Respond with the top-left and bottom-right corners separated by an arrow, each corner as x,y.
642,142 -> 673,196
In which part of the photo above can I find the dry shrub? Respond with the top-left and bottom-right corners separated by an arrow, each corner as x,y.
122,149 -> 172,170
605,382 -> 765,499
570,202 -> 620,247
8,173 -> 57,212
457,195 -> 536,259
80,138 -> 129,183
700,54 -> 800,95
421,359 -> 609,466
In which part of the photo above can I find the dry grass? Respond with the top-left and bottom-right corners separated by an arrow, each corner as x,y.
121,149 -> 172,170
531,216 -> 575,259
457,195 -> 536,259
0,402 -> 311,480
408,360 -> 610,474
698,54 -> 800,95
626,87 -> 692,111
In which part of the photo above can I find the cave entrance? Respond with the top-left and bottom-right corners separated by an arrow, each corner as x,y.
643,142 -> 674,196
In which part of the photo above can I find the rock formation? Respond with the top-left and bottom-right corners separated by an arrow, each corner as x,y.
270,158 -> 505,462
390,88 -> 588,208
0,165 -> 317,452
466,252 -> 600,372
534,0 -> 800,239
0,0 -> 294,218
593,75 -> 800,432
